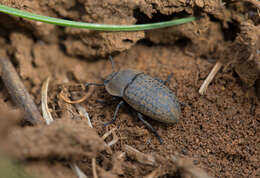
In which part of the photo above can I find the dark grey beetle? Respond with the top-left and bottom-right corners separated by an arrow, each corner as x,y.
86,57 -> 181,143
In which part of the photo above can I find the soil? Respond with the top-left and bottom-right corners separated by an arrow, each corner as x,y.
0,0 -> 259,178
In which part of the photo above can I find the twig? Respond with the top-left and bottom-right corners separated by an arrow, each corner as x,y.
124,145 -> 156,166
92,158 -> 98,178
41,76 -> 54,125
0,57 -> 43,124
75,104 -> 93,128
59,85 -> 94,104
70,163 -> 88,178
102,128 -> 117,140
102,128 -> 119,148
199,61 -> 222,95
107,131 -> 119,147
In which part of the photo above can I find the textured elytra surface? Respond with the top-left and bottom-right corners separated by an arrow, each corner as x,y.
123,73 -> 181,123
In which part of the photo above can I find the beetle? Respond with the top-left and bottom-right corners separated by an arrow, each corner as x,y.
86,57 -> 181,143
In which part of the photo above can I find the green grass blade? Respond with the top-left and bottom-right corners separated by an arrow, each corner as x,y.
0,5 -> 196,31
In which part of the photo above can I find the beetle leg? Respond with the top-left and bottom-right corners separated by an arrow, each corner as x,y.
155,72 -> 173,85
104,100 -> 124,126
109,55 -> 118,72
179,101 -> 186,107
96,96 -> 120,104
136,112 -> 163,144
163,72 -> 174,85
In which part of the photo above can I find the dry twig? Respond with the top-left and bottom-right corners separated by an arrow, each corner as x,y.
75,104 -> 93,128
59,85 -> 94,104
0,57 -> 43,124
124,145 -> 156,166
102,128 -> 117,140
102,128 -> 119,148
41,76 -> 54,125
199,61 -> 222,95
107,131 -> 119,147
92,158 -> 98,178
70,163 -> 88,178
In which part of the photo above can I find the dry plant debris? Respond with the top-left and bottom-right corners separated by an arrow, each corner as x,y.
199,61 -> 222,95
41,76 -> 54,125
0,57 -> 43,124
124,145 -> 156,166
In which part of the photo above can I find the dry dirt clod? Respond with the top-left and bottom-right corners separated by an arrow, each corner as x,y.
231,22 -> 260,87
110,152 -> 125,175
0,103 -> 23,137
5,119 -> 106,160
172,153 -> 213,178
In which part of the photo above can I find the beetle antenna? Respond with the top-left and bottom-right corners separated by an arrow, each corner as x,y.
109,55 -> 117,72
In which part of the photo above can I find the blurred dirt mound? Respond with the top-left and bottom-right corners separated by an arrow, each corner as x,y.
230,22 -> 260,87
0,101 -> 23,137
4,119 -> 106,160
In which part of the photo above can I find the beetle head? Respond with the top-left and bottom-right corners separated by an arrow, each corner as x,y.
104,56 -> 141,97
104,69 -> 141,97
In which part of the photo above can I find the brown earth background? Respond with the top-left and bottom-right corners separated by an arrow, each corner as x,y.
0,0 -> 259,177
